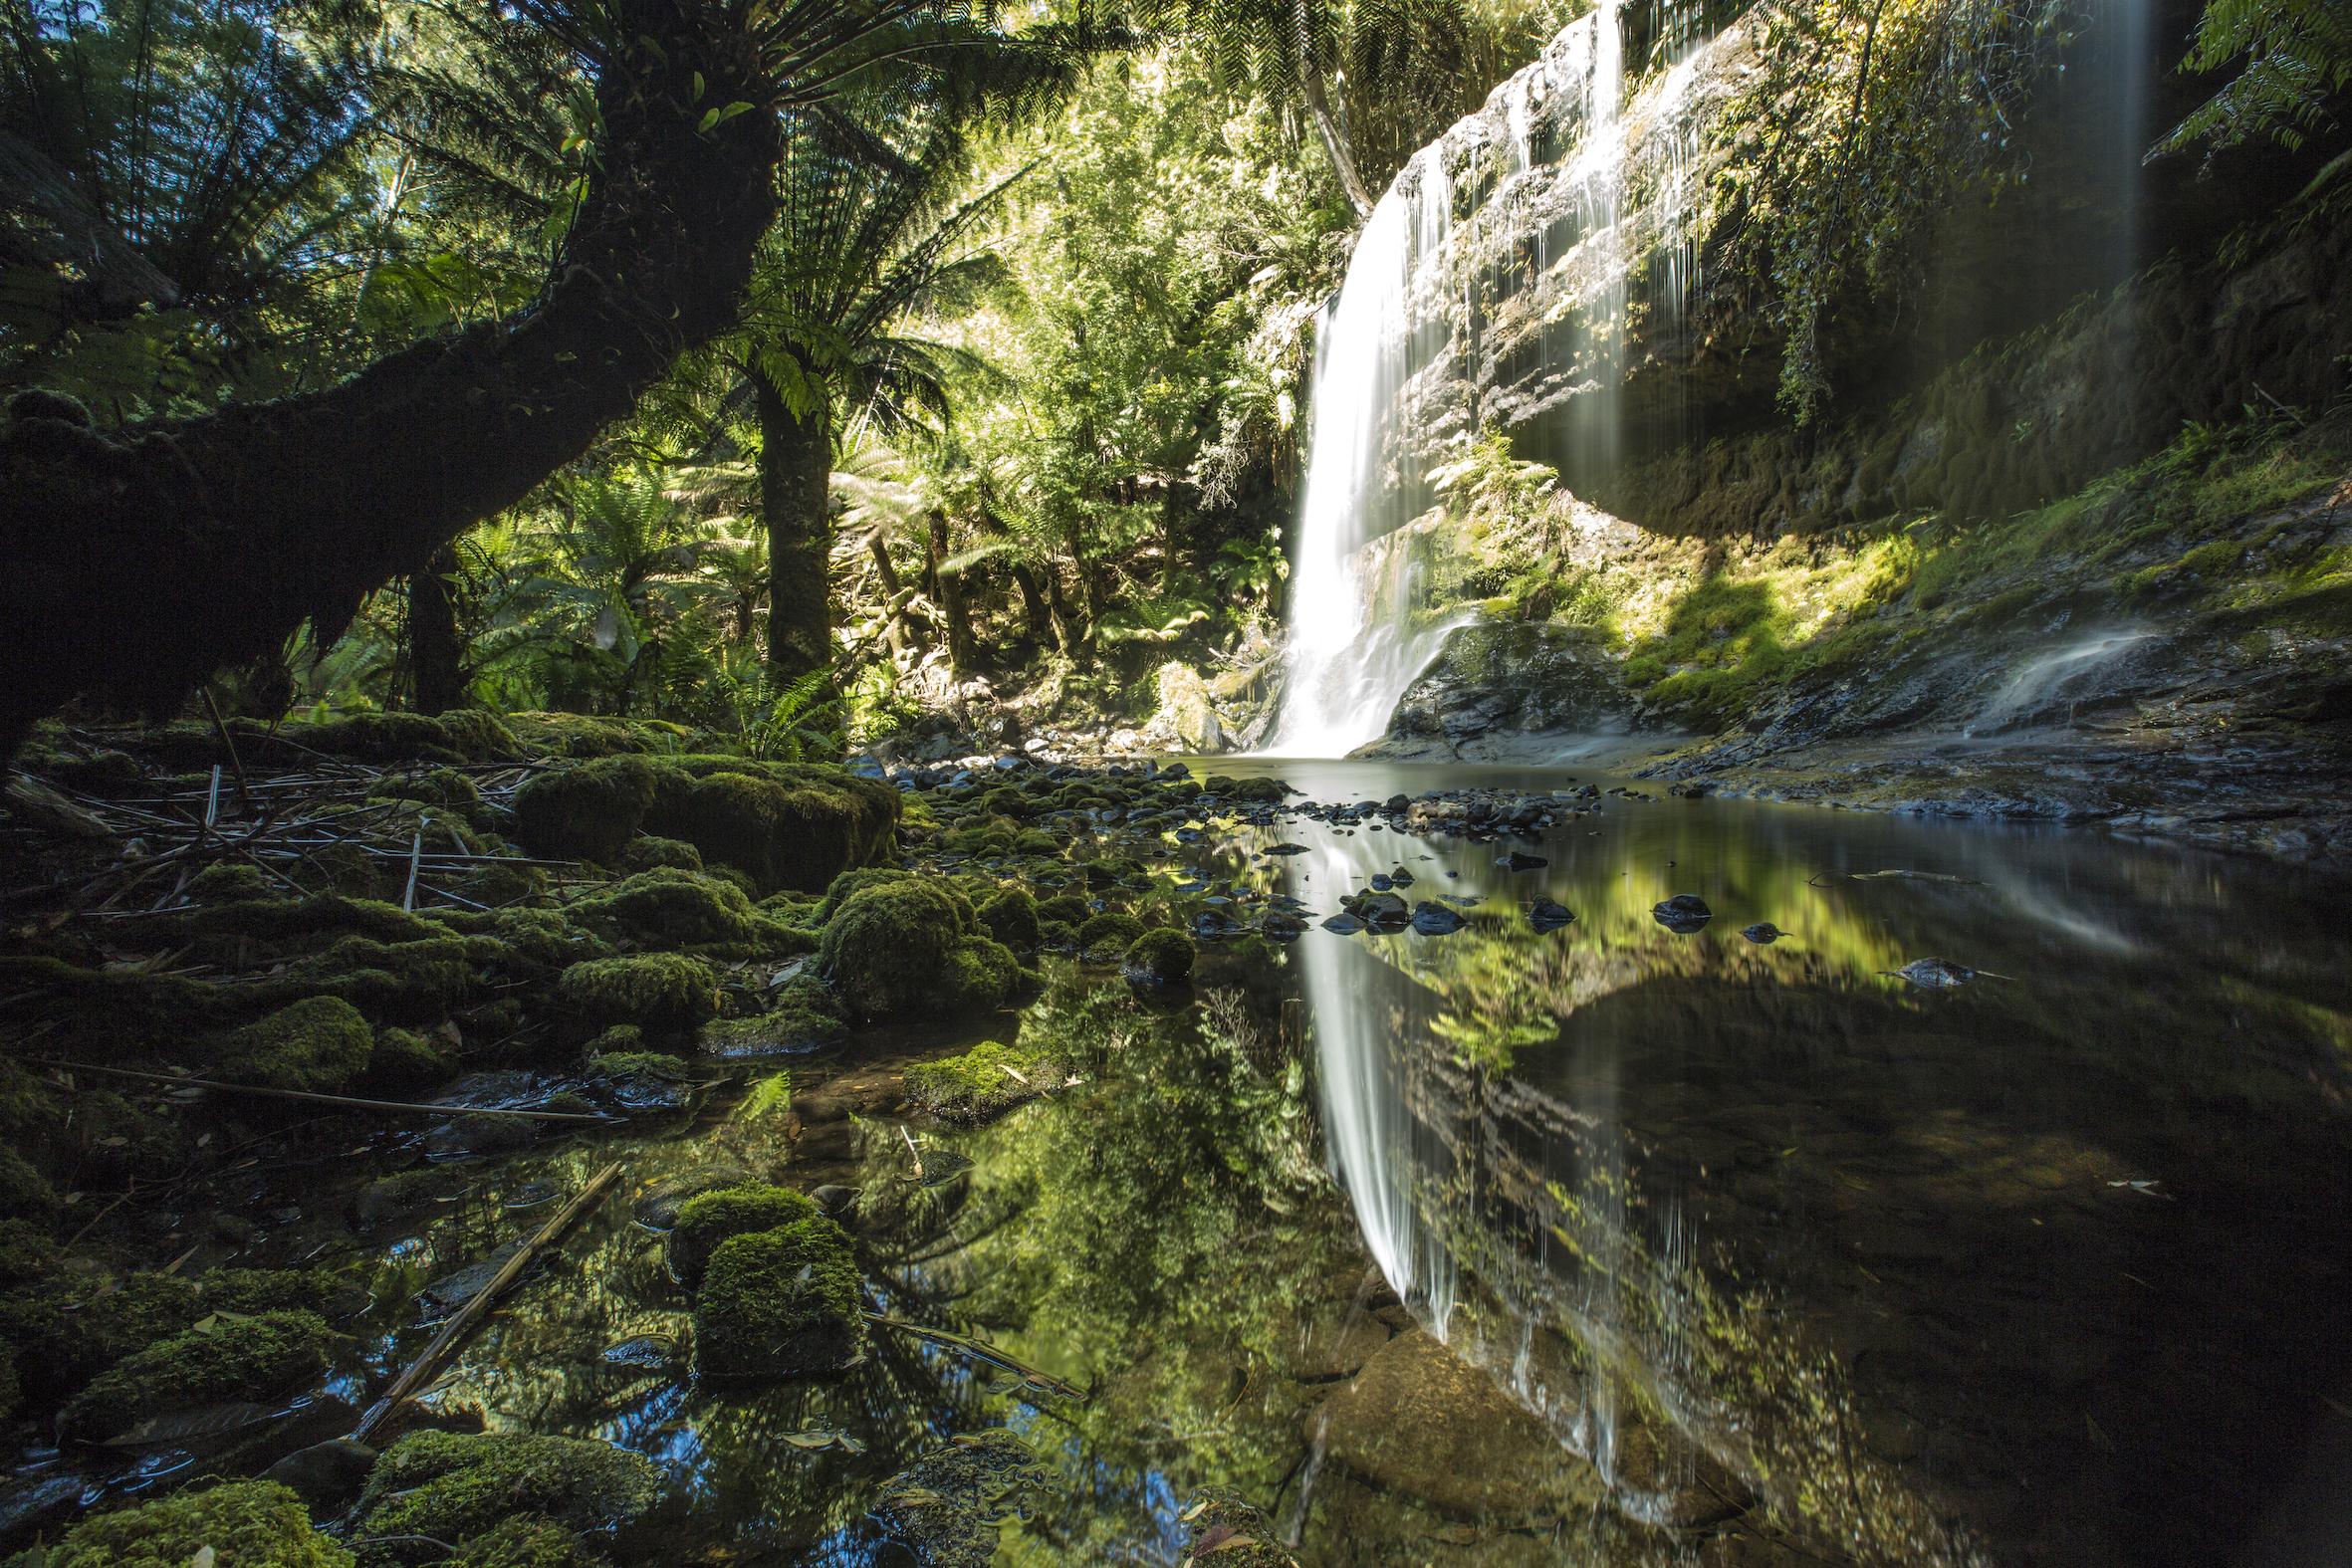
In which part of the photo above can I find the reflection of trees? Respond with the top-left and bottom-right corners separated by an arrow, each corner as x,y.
1311,817 -> 2352,1567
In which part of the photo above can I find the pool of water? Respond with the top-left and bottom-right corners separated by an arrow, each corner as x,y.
244,760 -> 2352,1565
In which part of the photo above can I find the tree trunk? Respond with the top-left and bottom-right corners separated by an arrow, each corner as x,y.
754,351 -> 834,686
866,535 -> 903,596
1047,564 -> 1088,657
407,543 -> 465,717
1009,561 -> 1052,644
1297,0 -> 1374,221
928,509 -> 979,674
0,4 -> 785,763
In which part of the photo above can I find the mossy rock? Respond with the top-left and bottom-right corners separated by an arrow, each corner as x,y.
187,861 -> 280,905
641,766 -> 899,896
511,756 -> 674,864
1225,777 -> 1286,802
811,866 -> 911,924
49,1479 -> 354,1568
667,1185 -> 818,1288
0,1144 -> 59,1222
1075,912 -> 1145,961
902,1038 -> 1072,1123
368,767 -> 486,813
941,935 -> 1028,1012
570,868 -> 761,948
490,908 -> 614,973
697,1008 -> 845,1060
57,1309 -> 335,1443
368,1026 -> 456,1091
209,996 -> 375,1093
556,953 -> 720,1036
692,1218 -> 862,1380
977,890 -> 1043,952
619,835 -> 703,872
1122,928 -> 1196,984
1012,828 -> 1059,854
49,748 -> 145,793
1038,919 -> 1077,952
503,712 -> 690,759
0,1218 -> 59,1286
0,1268 -> 341,1416
818,879 -> 999,1017
1036,894 -> 1090,927
447,1518 -> 608,1568
351,1431 -> 663,1566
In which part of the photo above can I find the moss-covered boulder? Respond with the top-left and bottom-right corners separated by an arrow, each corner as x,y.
446,1518 -> 607,1568
811,866 -> 909,923
1037,894 -> 1090,927
902,1038 -> 1073,1123
0,1269 -> 341,1417
511,756 -> 672,864
641,766 -> 898,896
210,996 -> 375,1092
555,953 -> 719,1036
0,1143 -> 59,1222
819,878 -> 1027,1017
570,868 -> 761,948
692,1218 -> 862,1380
187,861 -> 279,905
0,1217 -> 59,1286
618,835 -> 702,873
49,1479 -> 354,1568
57,1309 -> 335,1443
1075,912 -> 1145,960
666,1185 -> 818,1288
367,1026 -> 455,1090
350,1431 -> 663,1566
976,889 -> 1043,952
1122,928 -> 1196,984
697,1008 -> 844,1060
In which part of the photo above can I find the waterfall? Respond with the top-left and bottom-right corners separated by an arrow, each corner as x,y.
1272,0 -> 1632,758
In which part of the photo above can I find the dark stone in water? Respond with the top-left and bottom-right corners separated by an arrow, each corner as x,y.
1321,913 -> 1367,935
811,1186 -> 859,1217
1497,851 -> 1548,871
1411,903 -> 1467,935
502,1182 -> 561,1211
259,1439 -> 377,1518
1529,897 -> 1577,930
419,1242 -> 530,1316
633,1165 -> 754,1231
1347,891 -> 1411,926
1383,793 -> 1411,813
1742,923 -> 1786,944
1652,894 -> 1713,933
423,1113 -> 540,1159
600,1336 -> 681,1370
1369,874 -> 1393,891
915,1152 -> 975,1189
1387,867 -> 1414,886
1263,842 -> 1309,855
0,1475 -> 83,1553
1881,957 -> 1991,989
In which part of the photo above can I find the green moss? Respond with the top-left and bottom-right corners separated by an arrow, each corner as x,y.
58,1309 -> 335,1443
692,1218 -> 862,1379
0,1218 -> 59,1285
50,1480 -> 353,1568
511,756 -> 674,863
490,907 -> 614,972
1075,912 -> 1145,959
1037,894 -> 1090,927
819,879 -> 999,1016
697,1008 -> 844,1059
571,867 -> 762,948
1012,828 -> 1059,854
447,1518 -> 607,1568
976,889 -> 1044,952
775,975 -> 844,1020
2127,538 -> 2246,596
0,1144 -> 59,1222
367,1026 -> 455,1090
1123,928 -> 1196,983
667,1185 -> 818,1287
209,996 -> 375,1092
640,766 -> 899,896
902,1037 -> 1074,1122
352,1431 -> 663,1566
1038,919 -> 1077,951
812,866 -> 911,923
556,953 -> 720,1035
187,861 -> 280,904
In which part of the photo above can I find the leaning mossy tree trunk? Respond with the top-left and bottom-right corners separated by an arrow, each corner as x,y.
0,3 -> 786,764
926,508 -> 979,674
754,349 -> 835,686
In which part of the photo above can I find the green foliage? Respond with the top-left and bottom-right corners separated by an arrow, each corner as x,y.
2157,0 -> 2352,206
49,1481 -> 353,1568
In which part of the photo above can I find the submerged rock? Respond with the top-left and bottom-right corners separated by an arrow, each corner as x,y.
873,1430 -> 1058,1568
1742,922 -> 1786,944
1320,913 -> 1367,935
351,1431 -> 663,1564
1529,897 -> 1576,929
1122,929 -> 1196,984
1495,851 -> 1548,871
632,1166 -> 756,1231
1881,957 -> 1998,988
56,1309 -> 333,1444
1651,894 -> 1713,933
692,1218 -> 862,1380
1409,902 -> 1467,935
259,1438 -> 379,1518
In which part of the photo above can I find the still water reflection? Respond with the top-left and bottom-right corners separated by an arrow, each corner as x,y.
349,761 -> 2350,1567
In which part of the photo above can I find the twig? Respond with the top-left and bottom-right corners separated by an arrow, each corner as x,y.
402,825 -> 425,912
17,1059 -> 615,1122
898,1123 -> 924,1179
62,1184 -> 138,1249
351,1162 -> 624,1446
861,1312 -> 1086,1400
201,689 -> 252,815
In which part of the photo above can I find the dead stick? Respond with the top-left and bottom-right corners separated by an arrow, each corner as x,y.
401,825 -> 425,913
351,1162 -> 624,1446
15,1059 -> 615,1122
861,1312 -> 1085,1399
201,689 -> 252,815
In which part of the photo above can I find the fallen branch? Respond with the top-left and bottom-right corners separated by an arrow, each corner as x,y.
351,1161 -> 624,1446
17,1058 -> 615,1122
862,1311 -> 1086,1400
